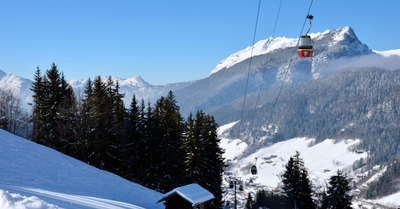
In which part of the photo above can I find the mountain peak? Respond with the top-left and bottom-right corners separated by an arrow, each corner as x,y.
122,75 -> 152,87
209,26 -> 370,76
209,36 -> 297,76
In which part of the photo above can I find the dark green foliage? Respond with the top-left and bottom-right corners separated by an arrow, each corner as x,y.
322,170 -> 353,209
31,63 -> 77,155
81,76 -> 123,174
248,190 -> 289,209
184,111 -> 225,208
31,67 -> 46,143
145,91 -> 186,192
245,193 -> 253,209
281,151 -> 316,209
120,95 -> 142,180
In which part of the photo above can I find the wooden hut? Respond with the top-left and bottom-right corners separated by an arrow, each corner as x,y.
157,183 -> 214,209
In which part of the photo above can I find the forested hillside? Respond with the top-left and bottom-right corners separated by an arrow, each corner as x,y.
29,63 -> 225,208
221,67 -> 400,165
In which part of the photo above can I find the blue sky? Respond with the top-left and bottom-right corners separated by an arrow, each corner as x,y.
0,0 -> 399,85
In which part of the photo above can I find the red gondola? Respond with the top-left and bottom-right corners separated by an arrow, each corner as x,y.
298,15 -> 314,57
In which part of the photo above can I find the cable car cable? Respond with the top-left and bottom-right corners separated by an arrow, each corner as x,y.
263,0 -> 315,133
234,0 -> 262,159
254,0 -> 283,117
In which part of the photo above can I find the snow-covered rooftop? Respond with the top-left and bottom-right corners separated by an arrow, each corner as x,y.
157,183 -> 214,207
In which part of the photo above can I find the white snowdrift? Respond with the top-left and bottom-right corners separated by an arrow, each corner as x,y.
0,129 -> 163,209
0,189 -> 59,209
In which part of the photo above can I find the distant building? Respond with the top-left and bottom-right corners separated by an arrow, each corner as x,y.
157,183 -> 215,209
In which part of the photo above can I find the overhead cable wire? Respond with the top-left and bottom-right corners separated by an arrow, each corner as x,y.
262,0 -> 314,136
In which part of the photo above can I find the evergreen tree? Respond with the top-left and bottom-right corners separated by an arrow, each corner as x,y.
120,95 -> 141,180
281,151 -> 316,209
43,63 -> 62,148
147,91 -> 186,192
202,115 -> 224,208
82,76 -> 121,173
31,63 -> 77,153
245,193 -> 253,209
184,111 -> 224,208
253,190 -> 268,209
31,67 -> 46,144
322,170 -> 353,209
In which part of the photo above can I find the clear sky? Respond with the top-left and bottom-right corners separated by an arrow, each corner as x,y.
0,0 -> 399,85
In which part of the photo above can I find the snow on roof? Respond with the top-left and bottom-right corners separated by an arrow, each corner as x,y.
157,183 -> 214,206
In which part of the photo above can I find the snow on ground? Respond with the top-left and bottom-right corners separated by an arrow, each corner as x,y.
0,129 -> 163,209
218,122 -> 248,160
226,137 -> 367,189
209,37 -> 297,75
373,191 -> 400,208
220,133 -> 370,207
0,189 -> 59,209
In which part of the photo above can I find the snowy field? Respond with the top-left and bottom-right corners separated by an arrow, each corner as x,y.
219,122 -> 368,189
0,129 -> 163,209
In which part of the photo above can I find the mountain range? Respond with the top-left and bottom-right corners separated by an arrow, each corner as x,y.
2,27 -> 399,118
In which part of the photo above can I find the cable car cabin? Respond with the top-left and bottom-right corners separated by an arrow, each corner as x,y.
229,181 -> 234,189
251,165 -> 257,175
298,35 -> 313,57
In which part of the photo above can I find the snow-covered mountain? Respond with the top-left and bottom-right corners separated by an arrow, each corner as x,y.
0,129 -> 163,208
173,26 -> 398,117
67,75 -> 192,108
0,70 -> 192,113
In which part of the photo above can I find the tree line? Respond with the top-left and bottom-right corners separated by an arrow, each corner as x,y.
244,152 -> 353,209
30,63 -> 225,208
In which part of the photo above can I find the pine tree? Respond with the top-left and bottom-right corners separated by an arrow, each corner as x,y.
281,151 -> 316,209
31,67 -> 46,144
202,115 -> 224,208
43,63 -> 62,149
322,170 -> 353,209
184,111 -> 224,208
57,73 -> 79,157
245,193 -> 253,209
253,190 -> 268,209
82,76 -> 121,173
120,95 -> 141,180
147,91 -> 186,192
31,63 -> 77,153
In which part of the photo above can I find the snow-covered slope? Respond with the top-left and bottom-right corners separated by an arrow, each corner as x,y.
217,123 -> 400,208
0,129 -> 163,209
219,121 -> 367,189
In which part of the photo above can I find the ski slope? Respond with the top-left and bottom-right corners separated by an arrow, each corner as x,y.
0,129 -> 163,209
